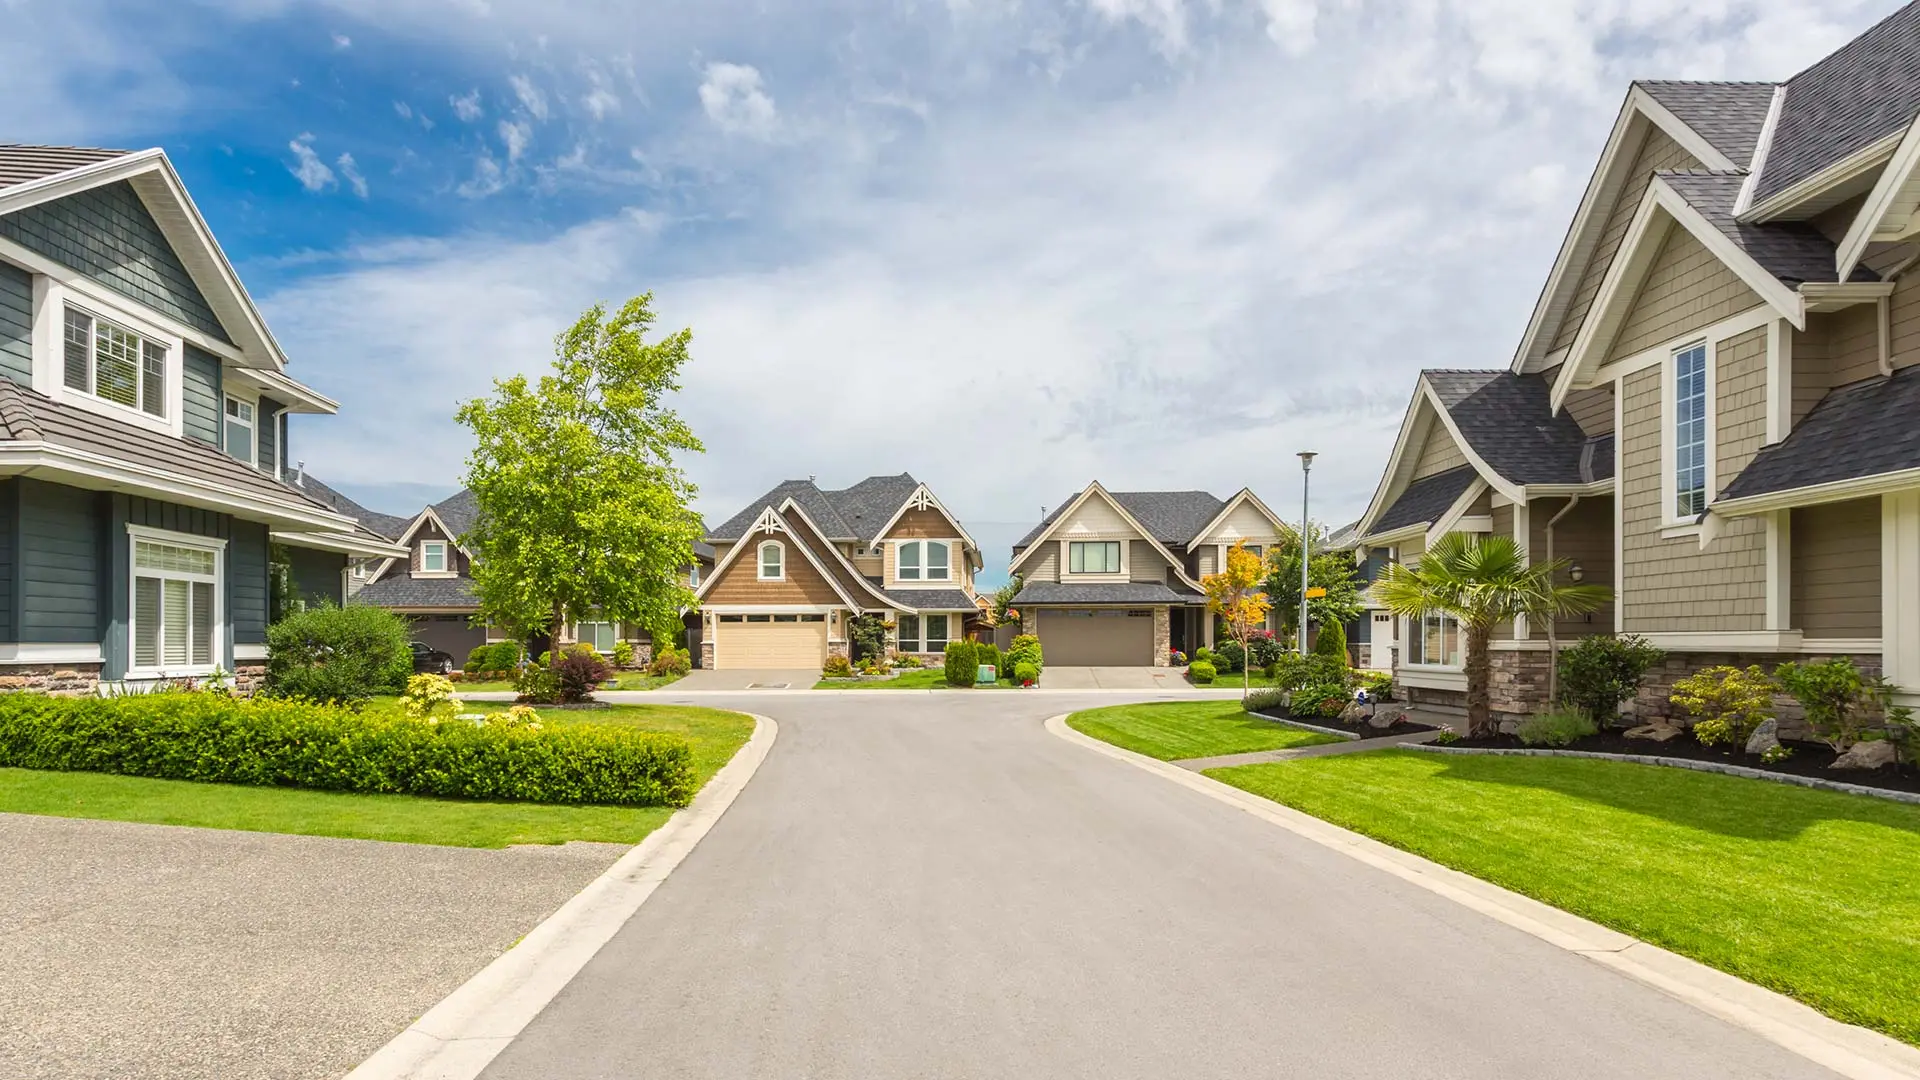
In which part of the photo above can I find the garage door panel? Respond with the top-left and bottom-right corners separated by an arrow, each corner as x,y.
1036,609 -> 1154,666
409,615 -> 486,663
715,620 -> 828,669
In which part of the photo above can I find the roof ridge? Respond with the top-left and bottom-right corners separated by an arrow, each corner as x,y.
1634,79 -> 1778,87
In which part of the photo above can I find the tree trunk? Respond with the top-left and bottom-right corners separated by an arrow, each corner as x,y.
1465,622 -> 1494,737
549,600 -> 567,664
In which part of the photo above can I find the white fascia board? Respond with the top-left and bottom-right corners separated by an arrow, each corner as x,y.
1628,85 -> 1740,173
1355,522 -> 1427,549
391,505 -> 473,559
1835,116 -> 1920,283
776,497 -> 900,610
1734,86 -> 1788,217
270,529 -> 410,559
1711,468 -> 1920,517
1425,478 -> 1490,546
1417,381 -> 1524,503
228,366 -> 339,415
868,483 -> 982,556
1518,479 -> 1616,500
0,444 -> 358,532
1352,382 -> 1432,537
1741,129 -> 1904,224
1185,487 -> 1293,549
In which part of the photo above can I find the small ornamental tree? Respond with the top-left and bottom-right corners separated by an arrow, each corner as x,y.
1264,525 -> 1363,644
457,295 -> 705,660
1203,540 -> 1272,699
1671,665 -> 1775,747
1774,658 -> 1895,752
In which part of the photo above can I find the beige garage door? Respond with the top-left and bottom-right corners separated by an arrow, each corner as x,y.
1036,609 -> 1155,666
714,615 -> 828,669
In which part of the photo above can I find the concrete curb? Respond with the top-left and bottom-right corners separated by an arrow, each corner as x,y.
1045,712 -> 1920,1080
452,688 -> 1250,701
1244,712 -> 1363,741
1407,743 -> 1920,805
342,712 -> 779,1080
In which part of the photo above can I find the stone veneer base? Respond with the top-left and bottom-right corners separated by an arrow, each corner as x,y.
0,663 -> 103,696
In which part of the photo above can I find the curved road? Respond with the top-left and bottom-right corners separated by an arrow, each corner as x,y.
481,692 -> 1839,1080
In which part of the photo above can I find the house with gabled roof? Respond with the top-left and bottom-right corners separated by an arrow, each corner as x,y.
694,473 -> 983,670
1008,483 -> 1293,666
0,143 -> 404,693
1348,3 -> 1920,725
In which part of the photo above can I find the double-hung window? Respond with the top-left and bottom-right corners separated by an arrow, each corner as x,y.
1068,540 -> 1122,574
897,614 -> 921,652
923,613 -> 949,652
224,397 -> 255,464
131,537 -> 220,673
1405,612 -> 1461,667
420,541 -> 448,573
65,307 -> 166,418
1673,343 -> 1708,518
894,540 -> 951,581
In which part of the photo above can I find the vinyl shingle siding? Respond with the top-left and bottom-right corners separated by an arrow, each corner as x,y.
1410,424 -> 1468,480
0,181 -> 230,342
181,344 -> 222,447
1606,227 -> 1762,363
0,260 -> 30,383
1552,129 -> 1700,354
256,395 -> 282,477
18,479 -> 101,643
1790,498 -> 1881,639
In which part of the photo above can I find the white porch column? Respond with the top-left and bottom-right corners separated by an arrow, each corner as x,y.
1882,492 -> 1920,698
1765,509 -> 1792,630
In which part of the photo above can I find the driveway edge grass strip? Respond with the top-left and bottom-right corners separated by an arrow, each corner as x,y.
344,712 -> 779,1080
1065,700 -> 1342,761
1044,713 -> 1920,1080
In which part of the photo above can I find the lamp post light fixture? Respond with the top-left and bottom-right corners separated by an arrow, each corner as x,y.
1297,451 -> 1317,655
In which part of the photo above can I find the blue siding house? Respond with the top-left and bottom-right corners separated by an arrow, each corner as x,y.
0,144 -> 403,693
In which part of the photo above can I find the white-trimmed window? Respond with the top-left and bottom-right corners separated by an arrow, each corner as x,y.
896,613 -> 951,653
1405,612 -> 1460,668
130,535 -> 222,673
578,621 -> 617,652
1673,342 -> 1708,518
421,540 -> 448,573
65,306 -> 166,418
758,541 -> 784,580
924,613 -> 950,652
895,540 -> 951,582
224,396 -> 255,464
1069,540 -> 1122,574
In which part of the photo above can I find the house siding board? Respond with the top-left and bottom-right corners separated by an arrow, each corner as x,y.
256,395 -> 281,477
1204,503 -> 1280,546
288,545 -> 346,610
1027,547 -> 1058,583
1490,505 -> 1516,641
1129,540 -> 1170,584
1564,385 -> 1615,436
0,480 -> 13,641
1792,323 -> 1830,426
1791,498 -> 1881,638
181,344 -> 222,447
0,181 -> 230,341
1553,128 -> 1701,354
17,480 -> 101,643
1826,303 -> 1882,388
884,507 -> 958,540
0,259 -> 31,383
1607,227 -> 1762,364
705,539 -> 844,605
1527,495 -> 1616,639
1411,423 -> 1469,480
228,520 -> 269,645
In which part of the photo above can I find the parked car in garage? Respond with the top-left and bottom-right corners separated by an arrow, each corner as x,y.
410,641 -> 457,675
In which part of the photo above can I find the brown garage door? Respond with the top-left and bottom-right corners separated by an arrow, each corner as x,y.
1036,609 -> 1155,666
713,615 -> 829,670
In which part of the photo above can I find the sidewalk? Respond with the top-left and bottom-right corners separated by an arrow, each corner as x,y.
1173,728 -> 1441,771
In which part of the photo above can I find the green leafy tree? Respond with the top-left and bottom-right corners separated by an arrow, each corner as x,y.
1373,534 -> 1610,737
988,574 -> 1024,628
1263,525 -> 1363,643
1203,540 -> 1272,698
456,296 -> 705,650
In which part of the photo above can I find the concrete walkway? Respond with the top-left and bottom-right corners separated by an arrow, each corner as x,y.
473,692 -> 1838,1080
1174,727 -> 1442,770
662,668 -> 817,691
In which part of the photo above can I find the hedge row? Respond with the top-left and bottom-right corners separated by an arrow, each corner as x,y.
0,692 -> 696,807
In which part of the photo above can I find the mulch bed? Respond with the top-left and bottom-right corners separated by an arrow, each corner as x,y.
1249,704 -> 1435,740
1450,730 -> 1920,796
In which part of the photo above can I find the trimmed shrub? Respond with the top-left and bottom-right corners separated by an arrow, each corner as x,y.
554,645 -> 613,702
1775,657 -> 1894,752
1188,660 -> 1217,685
265,603 -> 413,704
1193,646 -> 1214,664
1313,620 -> 1347,661
485,641 -> 524,672
1516,710 -> 1598,747
612,640 -> 637,670
648,647 -> 690,678
1290,682 -> 1351,718
1006,634 -> 1043,675
1244,687 -> 1288,714
1214,640 -> 1246,674
1012,661 -> 1039,686
822,654 -> 854,678
1556,634 -> 1665,725
975,641 -> 1003,676
0,691 -> 696,806
1246,630 -> 1282,671
465,645 -> 492,674
1671,665 -> 1774,747
944,641 -> 980,688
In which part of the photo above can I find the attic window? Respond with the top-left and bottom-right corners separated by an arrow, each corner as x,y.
65,307 -> 165,418
421,541 -> 448,573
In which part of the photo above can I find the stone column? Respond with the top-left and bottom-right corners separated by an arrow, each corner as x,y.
1153,607 -> 1170,667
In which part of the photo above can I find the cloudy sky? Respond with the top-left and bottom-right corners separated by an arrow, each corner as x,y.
2,0 -> 1901,584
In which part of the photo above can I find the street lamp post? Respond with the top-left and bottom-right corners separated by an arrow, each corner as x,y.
1297,451 -> 1316,654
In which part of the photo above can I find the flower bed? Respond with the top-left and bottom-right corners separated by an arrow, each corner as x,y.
1448,730 -> 1920,796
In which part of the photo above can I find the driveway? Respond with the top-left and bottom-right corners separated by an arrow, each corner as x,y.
477,692 -> 1838,1080
1037,665 -> 1182,689
671,668 -> 818,691
0,814 -> 622,1080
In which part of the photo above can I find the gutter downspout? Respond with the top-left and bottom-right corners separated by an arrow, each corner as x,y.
1544,495 -> 1583,706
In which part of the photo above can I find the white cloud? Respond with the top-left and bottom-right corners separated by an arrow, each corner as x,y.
697,61 -> 777,139
285,133 -> 335,193
336,152 -> 369,198
455,153 -> 505,198
392,100 -> 413,120
331,32 -> 352,49
508,73 -> 549,120
498,118 -> 531,162
1259,0 -> 1318,55
450,88 -> 483,122
1084,0 -> 1191,56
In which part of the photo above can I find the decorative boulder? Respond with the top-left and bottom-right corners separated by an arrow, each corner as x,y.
1744,718 -> 1780,757
1624,721 -> 1684,742
1830,740 -> 1899,771
1368,705 -> 1407,730
1338,701 -> 1369,725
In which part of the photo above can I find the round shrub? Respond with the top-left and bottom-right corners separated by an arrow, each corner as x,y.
265,603 -> 413,704
822,654 -> 854,678
1313,620 -> 1348,661
1006,634 -> 1043,675
1214,640 -> 1246,674
1556,633 -> 1665,725
1013,661 -> 1039,685
465,645 -> 492,674
1188,660 -> 1217,685
944,641 -> 980,687
554,645 -> 613,702
485,641 -> 524,672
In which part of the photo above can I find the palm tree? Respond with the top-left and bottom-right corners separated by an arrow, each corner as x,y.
1372,533 -> 1610,737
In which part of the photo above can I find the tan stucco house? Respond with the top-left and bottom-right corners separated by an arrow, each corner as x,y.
1009,483 -> 1292,666
694,474 -> 983,670
1348,3 -> 1920,723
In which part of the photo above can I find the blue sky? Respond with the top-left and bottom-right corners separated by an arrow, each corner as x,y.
3,0 -> 1901,586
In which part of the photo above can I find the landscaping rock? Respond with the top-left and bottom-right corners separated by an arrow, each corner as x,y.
1339,701 -> 1368,724
1831,740 -> 1899,771
1745,718 -> 1780,757
1367,706 -> 1406,731
1624,721 -> 1684,742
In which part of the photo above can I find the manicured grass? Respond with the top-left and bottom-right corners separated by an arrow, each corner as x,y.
1067,701 -> 1341,761
1187,671 -> 1279,688
1208,750 -> 1920,1046
814,668 -> 1013,690
0,704 -> 754,849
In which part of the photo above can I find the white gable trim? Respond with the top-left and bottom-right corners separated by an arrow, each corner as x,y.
777,497 -> 903,611
1427,478 -> 1491,547
1510,87 -> 1739,375
1008,481 -> 1201,591
1733,85 -> 1788,217
868,483 -> 982,568
1184,487 -> 1291,550
1835,115 -> 1920,283
368,505 -> 472,584
1741,128 -> 1905,225
1418,380 -> 1525,504
1550,176 -> 1804,414
1353,383 -> 1434,539
694,507 -> 869,612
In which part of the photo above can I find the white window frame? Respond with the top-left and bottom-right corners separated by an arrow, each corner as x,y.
1403,611 -> 1463,670
758,541 -> 785,581
578,621 -> 617,652
894,539 -> 953,583
223,393 -> 256,466
1067,540 -> 1123,575
1659,338 -> 1717,534
126,524 -> 226,679
420,540 -> 449,574
924,613 -> 950,653
62,303 -> 169,421
897,613 -> 921,653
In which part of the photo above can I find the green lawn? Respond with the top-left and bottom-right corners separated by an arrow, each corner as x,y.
814,668 -> 1013,690
0,703 -> 754,849
1208,750 -> 1920,1046
1187,671 -> 1279,688
1067,701 -> 1341,761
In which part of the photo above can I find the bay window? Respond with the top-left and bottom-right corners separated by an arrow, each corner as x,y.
895,540 -> 951,581
130,535 -> 221,673
1405,612 -> 1461,668
65,306 -> 166,418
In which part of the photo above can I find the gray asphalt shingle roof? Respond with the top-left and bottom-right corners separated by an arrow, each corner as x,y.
708,475 -> 926,543
1423,370 -> 1605,486
1635,81 -> 1779,166
1718,366 -> 1920,502
1011,582 -> 1204,606
1012,489 -> 1224,551
1371,466 -> 1478,536
1751,1 -> 1920,205
348,574 -> 478,609
0,144 -> 129,190
884,588 -> 978,611
299,476 -> 412,539
1659,171 -> 1878,285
